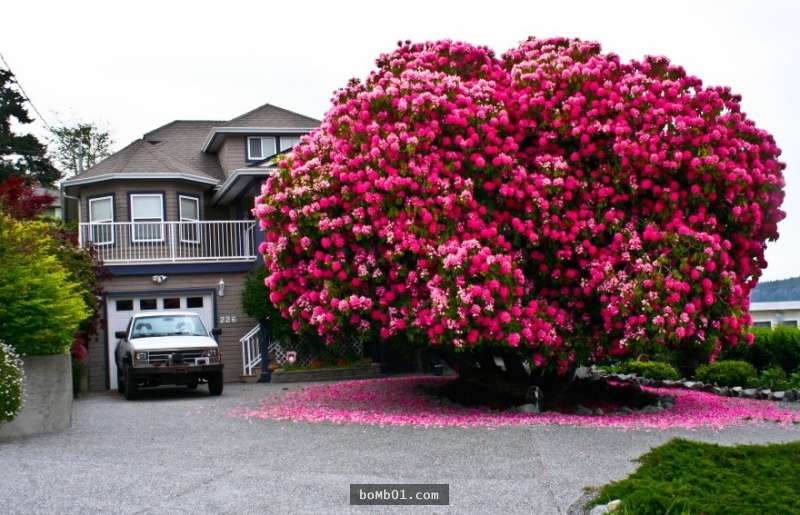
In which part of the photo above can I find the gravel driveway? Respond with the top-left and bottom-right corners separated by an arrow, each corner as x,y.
1,382 -> 798,514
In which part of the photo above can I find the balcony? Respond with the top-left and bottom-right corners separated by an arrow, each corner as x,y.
78,220 -> 258,265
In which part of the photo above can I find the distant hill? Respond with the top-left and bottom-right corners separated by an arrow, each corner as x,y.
751,276 -> 800,302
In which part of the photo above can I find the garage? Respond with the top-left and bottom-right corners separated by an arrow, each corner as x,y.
106,292 -> 215,389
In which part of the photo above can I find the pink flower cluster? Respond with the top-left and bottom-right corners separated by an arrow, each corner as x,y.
231,376 -> 800,430
254,38 -> 786,372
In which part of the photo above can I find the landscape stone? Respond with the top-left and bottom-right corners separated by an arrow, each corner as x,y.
784,390 -> 797,402
742,388 -> 758,398
770,391 -> 785,402
607,499 -> 623,513
574,366 -> 591,379
758,389 -> 772,399
594,408 -> 605,416
713,386 -> 730,396
589,505 -> 609,515
683,381 -> 699,389
575,405 -> 593,416
517,403 -> 540,414
732,386 -> 743,396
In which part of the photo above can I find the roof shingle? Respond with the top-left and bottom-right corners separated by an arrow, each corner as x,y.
64,102 -> 319,185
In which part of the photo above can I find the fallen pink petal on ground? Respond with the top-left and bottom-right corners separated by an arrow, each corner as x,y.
230,376 -> 800,430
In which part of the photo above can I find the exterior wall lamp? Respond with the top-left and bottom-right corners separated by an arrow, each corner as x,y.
217,278 -> 225,297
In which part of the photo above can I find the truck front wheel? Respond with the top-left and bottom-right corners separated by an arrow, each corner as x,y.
208,371 -> 223,396
123,366 -> 139,400
117,367 -> 126,394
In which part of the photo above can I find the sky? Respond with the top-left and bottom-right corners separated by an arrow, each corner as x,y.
2,0 -> 798,281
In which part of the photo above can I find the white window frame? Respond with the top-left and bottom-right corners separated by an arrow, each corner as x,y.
88,196 -> 114,245
279,136 -> 301,152
130,193 -> 164,243
247,136 -> 276,160
179,194 -> 200,244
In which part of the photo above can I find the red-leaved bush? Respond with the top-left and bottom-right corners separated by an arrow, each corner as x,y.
0,176 -> 55,219
254,38 -> 785,374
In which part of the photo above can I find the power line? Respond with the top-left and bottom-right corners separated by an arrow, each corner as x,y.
0,51 -> 53,131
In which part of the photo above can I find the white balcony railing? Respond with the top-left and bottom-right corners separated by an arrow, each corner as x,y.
79,220 -> 257,264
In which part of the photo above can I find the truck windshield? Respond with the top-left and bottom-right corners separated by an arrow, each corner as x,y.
131,315 -> 208,338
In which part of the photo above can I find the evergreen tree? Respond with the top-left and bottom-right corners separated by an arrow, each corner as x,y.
0,68 -> 60,186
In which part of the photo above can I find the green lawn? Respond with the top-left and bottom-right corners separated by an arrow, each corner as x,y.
592,438 -> 800,514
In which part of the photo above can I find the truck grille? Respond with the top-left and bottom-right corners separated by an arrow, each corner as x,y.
147,350 -> 206,366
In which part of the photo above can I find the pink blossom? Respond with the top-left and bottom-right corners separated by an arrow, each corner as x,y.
253,37 -> 785,368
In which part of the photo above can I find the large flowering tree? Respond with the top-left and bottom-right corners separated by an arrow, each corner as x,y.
254,38 -> 785,382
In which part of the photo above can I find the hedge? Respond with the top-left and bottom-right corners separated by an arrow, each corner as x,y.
720,326 -> 800,374
695,360 -> 757,387
622,360 -> 680,381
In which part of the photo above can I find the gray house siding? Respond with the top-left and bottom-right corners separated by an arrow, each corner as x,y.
79,180 -> 208,224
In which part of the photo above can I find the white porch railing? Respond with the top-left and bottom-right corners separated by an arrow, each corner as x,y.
79,220 -> 257,264
241,324 -> 262,376
240,324 -> 366,376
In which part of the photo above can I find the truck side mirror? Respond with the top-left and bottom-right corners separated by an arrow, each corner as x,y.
211,328 -> 222,336
115,330 -> 127,339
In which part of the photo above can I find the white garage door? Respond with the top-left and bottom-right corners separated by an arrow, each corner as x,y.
106,293 -> 214,389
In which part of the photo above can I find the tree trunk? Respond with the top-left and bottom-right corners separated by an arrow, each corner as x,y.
442,347 -> 575,403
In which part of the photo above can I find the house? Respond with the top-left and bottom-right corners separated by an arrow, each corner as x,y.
34,186 -> 62,218
749,276 -> 800,328
61,102 -> 319,391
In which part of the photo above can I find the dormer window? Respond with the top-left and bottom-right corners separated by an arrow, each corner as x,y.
247,136 -> 276,160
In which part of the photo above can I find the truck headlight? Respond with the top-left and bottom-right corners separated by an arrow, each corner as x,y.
203,349 -> 219,360
134,351 -> 148,362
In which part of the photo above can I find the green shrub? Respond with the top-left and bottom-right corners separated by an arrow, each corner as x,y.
753,367 -> 790,390
593,438 -> 800,514
622,360 -> 680,380
0,340 -> 24,423
0,214 -> 90,356
695,360 -> 757,387
721,326 -> 800,373
241,266 -> 294,341
789,371 -> 800,390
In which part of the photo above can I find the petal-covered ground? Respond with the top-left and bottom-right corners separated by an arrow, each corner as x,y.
231,376 -> 800,430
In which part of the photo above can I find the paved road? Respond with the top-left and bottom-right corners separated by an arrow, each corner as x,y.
1,382 -> 799,514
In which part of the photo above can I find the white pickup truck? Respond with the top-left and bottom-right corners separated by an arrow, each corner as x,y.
114,311 -> 224,400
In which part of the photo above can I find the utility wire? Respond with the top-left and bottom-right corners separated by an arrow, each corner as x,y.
0,51 -> 53,131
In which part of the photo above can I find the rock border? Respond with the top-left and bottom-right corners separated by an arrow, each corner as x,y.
589,499 -> 622,514
512,378 -> 675,416
591,367 -> 800,403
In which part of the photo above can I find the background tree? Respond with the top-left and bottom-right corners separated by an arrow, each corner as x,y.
50,122 -> 112,176
0,68 -> 60,186
254,38 -> 785,394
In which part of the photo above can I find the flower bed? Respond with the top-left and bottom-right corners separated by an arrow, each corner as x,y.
272,362 -> 381,383
231,376 -> 800,430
